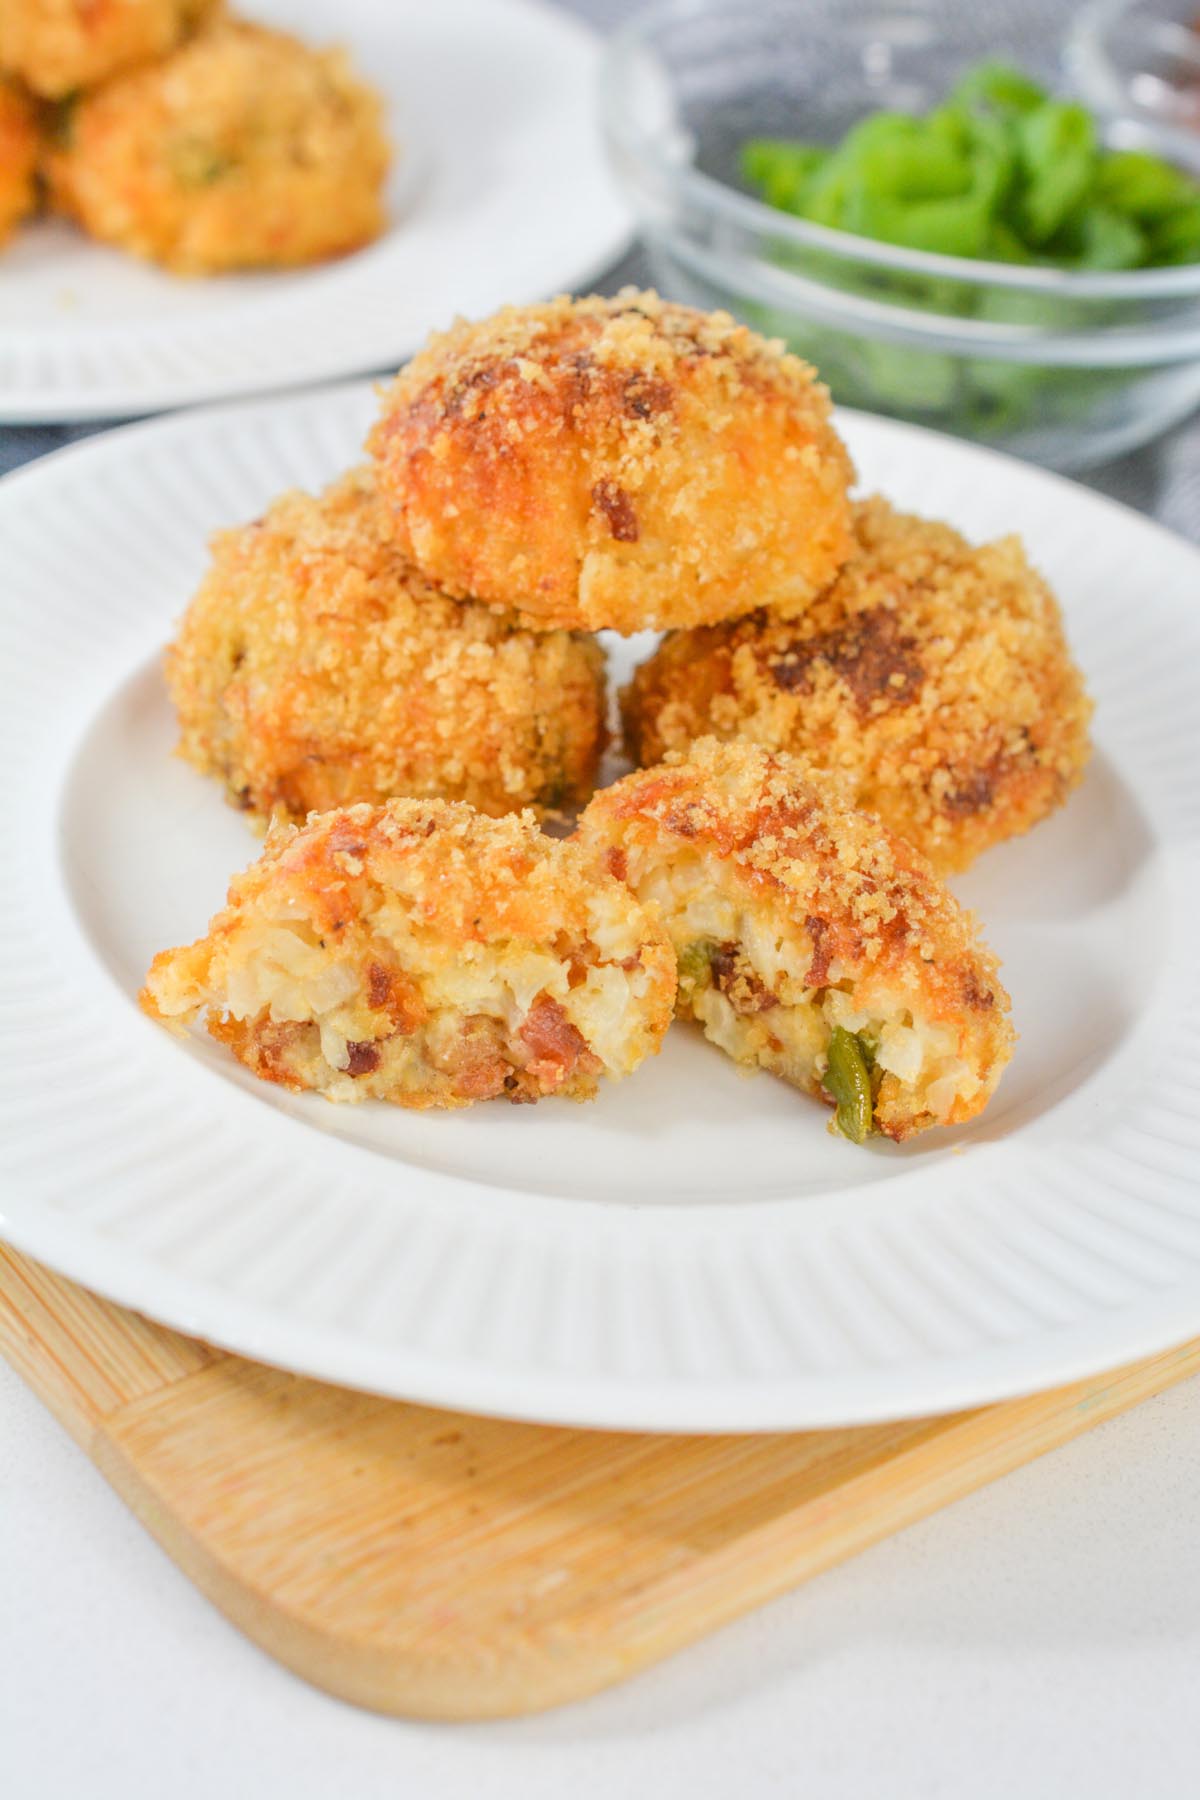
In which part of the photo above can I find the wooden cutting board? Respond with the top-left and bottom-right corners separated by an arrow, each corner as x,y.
3,1241 -> 1198,1721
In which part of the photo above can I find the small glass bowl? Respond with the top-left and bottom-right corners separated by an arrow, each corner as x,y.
1068,0 -> 1200,160
600,0 -> 1200,470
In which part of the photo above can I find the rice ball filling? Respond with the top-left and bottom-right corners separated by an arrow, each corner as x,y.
142,800 -> 677,1109
629,843 -> 985,1140
576,739 -> 1013,1143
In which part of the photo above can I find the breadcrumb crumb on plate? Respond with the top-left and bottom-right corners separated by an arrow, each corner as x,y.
368,289 -> 856,633
623,497 -> 1094,873
577,738 -> 1015,1142
141,799 -> 677,1109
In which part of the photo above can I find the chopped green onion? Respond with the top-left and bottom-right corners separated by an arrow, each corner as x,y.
950,60 -> 1047,119
739,57 -> 1200,273
1148,198 -> 1200,264
1012,101 -> 1097,244
737,58 -> 1200,443
675,939 -> 716,993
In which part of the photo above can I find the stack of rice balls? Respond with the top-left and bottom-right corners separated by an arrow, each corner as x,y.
0,2 -> 389,272
143,291 -> 1093,1145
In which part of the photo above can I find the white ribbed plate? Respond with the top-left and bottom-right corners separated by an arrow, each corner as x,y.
2,383 -> 1198,1431
0,0 -> 628,423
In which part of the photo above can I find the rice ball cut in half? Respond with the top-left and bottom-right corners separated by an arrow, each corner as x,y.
623,498 -> 1093,874
165,468 -> 607,828
576,739 -> 1014,1143
368,290 -> 856,633
0,78 -> 40,245
141,800 -> 677,1109
45,18 -> 389,273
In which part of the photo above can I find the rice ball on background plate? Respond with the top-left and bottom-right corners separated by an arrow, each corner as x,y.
0,0 -> 217,98
45,17 -> 390,272
0,77 -> 39,245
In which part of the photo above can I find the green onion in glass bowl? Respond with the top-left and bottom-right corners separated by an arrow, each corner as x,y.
742,61 -> 1200,270
600,0 -> 1200,469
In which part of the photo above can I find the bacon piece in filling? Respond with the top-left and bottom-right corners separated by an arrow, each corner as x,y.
518,995 -> 603,1090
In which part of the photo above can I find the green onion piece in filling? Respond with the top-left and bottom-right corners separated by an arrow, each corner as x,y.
823,1026 -> 875,1145
46,93 -> 79,149
676,939 -> 717,992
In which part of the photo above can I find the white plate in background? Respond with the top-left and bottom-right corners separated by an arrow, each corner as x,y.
0,384 -> 1197,1430
0,0 -> 629,422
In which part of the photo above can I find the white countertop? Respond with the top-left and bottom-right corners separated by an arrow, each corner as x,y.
4,1354 -> 1199,1800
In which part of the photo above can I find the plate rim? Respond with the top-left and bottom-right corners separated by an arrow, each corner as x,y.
7,1200 -> 1200,1433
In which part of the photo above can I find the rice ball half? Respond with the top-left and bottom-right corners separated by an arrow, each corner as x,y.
141,799 -> 678,1108
576,738 -> 1014,1143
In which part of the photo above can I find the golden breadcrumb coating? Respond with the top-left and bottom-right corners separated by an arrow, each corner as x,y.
45,18 -> 389,273
165,468 -> 607,828
576,739 -> 1014,1142
0,0 -> 216,98
141,800 -> 677,1109
368,290 -> 856,634
0,78 -> 39,246
623,498 -> 1093,874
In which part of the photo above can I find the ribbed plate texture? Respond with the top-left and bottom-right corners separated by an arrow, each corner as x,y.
0,382 -> 1197,1430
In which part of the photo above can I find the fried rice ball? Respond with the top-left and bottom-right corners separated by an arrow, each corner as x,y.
44,18 -> 389,273
141,800 -> 677,1109
166,468 -> 607,828
367,290 -> 856,634
0,0 -> 216,99
0,78 -> 39,246
576,739 -> 1014,1142
623,498 -> 1093,874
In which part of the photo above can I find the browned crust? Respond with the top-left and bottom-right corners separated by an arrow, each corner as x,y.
576,739 -> 1015,1137
367,290 -> 855,633
164,467 -> 607,828
0,79 -> 40,244
622,496 -> 1093,872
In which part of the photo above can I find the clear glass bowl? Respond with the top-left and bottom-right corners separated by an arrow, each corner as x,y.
600,0 -> 1200,469
1068,0 -> 1200,160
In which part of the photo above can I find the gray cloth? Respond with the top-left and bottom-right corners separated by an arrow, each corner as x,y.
3,0 -> 1197,544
